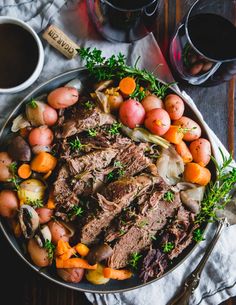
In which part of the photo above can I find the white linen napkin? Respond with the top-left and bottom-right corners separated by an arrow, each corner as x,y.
0,1 -> 235,305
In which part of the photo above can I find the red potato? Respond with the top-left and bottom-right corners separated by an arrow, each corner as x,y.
48,221 -> 70,245
189,138 -> 211,167
57,268 -> 85,283
43,104 -> 58,126
173,116 -> 201,141
144,108 -> 171,136
0,190 -> 19,218
141,95 -> 164,112
0,152 -> 12,166
0,152 -> 13,181
28,238 -> 51,267
26,101 -> 58,126
48,87 -> 79,109
119,99 -> 145,129
36,208 -> 53,224
108,94 -> 123,112
164,94 -> 185,120
28,126 -> 54,147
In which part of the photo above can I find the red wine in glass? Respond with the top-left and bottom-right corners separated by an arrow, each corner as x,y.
170,13 -> 236,86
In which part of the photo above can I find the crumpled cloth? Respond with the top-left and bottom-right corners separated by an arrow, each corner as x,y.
0,1 -> 236,305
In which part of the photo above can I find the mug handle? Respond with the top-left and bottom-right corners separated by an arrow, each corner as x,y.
144,0 -> 159,17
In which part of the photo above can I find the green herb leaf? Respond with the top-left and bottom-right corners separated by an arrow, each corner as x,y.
129,84 -> 146,101
193,228 -> 205,243
129,252 -> 142,270
138,219 -> 149,228
44,239 -> 55,260
8,176 -> 20,190
26,198 -> 44,208
163,191 -> 174,202
196,153 -> 236,224
8,162 -> 17,174
88,129 -> 97,137
68,206 -> 84,219
69,137 -> 85,151
162,242 -> 174,253
108,122 -> 122,135
28,99 -> 38,109
85,101 -> 94,110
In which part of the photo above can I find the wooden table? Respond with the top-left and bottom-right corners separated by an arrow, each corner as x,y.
0,0 -> 235,305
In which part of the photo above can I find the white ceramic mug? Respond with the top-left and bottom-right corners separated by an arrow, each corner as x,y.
0,16 -> 44,93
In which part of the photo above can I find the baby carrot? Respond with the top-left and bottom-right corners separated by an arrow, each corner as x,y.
56,257 -> 97,269
103,267 -> 133,280
18,163 -> 31,179
184,162 -> 211,186
163,125 -> 184,144
175,141 -> 193,163
119,77 -> 136,96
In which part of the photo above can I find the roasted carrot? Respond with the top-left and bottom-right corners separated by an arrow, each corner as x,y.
18,163 -> 31,179
56,257 -> 97,269
184,162 -> 211,186
119,77 -> 136,96
175,141 -> 193,163
103,267 -> 133,280
75,243 -> 90,257
59,247 -> 76,261
46,191 -> 55,210
31,152 -> 57,173
56,239 -> 71,256
43,170 -> 52,180
163,125 -> 184,144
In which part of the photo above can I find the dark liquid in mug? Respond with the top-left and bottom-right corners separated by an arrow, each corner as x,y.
0,23 -> 39,88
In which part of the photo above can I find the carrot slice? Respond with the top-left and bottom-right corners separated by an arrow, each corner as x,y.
31,152 -> 57,173
59,248 -> 76,261
56,239 -> 71,256
43,170 -> 52,180
75,243 -> 90,257
163,125 -> 184,144
56,257 -> 97,269
119,77 -> 136,96
46,191 -> 55,210
184,162 -> 211,186
175,141 -> 193,163
103,267 -> 133,280
18,164 -> 31,179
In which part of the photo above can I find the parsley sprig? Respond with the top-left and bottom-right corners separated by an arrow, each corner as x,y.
162,242 -> 174,253
78,47 -> 172,98
163,191 -> 174,202
129,252 -> 142,270
44,239 -> 55,260
196,150 -> 236,224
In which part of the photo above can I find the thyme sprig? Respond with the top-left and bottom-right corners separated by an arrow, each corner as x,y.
196,150 -> 236,224
27,99 -> 38,109
129,252 -> 142,270
108,122 -> 122,135
193,228 -> 205,243
68,206 -> 84,219
69,137 -> 85,151
78,47 -> 173,98
163,191 -> 174,202
162,242 -> 174,253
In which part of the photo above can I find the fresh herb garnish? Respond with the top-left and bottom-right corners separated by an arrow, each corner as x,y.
28,99 -> 38,109
69,137 -> 85,151
119,229 -> 126,236
129,83 -> 146,101
163,191 -> 174,202
108,122 -> 122,135
129,252 -> 142,270
44,239 -> 55,260
26,198 -> 44,208
178,126 -> 197,134
193,228 -> 205,243
196,150 -> 236,224
162,242 -> 174,253
107,161 -> 126,182
85,101 -> 94,110
8,176 -> 20,190
9,162 -> 17,174
78,47 -> 172,98
68,206 -> 84,219
88,129 -> 97,137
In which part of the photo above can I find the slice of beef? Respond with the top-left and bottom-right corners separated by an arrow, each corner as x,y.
107,192 -> 181,269
140,249 -> 168,283
115,143 -> 151,177
80,174 -> 158,245
58,107 -> 115,138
